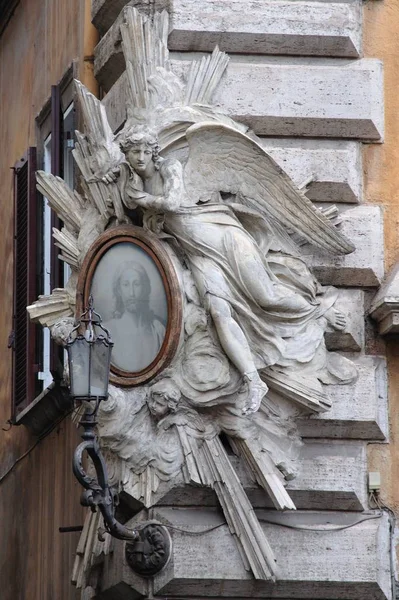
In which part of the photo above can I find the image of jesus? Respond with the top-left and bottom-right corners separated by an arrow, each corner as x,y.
104,260 -> 166,372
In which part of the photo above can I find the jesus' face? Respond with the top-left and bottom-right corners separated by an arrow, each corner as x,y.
119,267 -> 144,313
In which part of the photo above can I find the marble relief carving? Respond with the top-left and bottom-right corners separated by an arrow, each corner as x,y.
27,7 -> 357,582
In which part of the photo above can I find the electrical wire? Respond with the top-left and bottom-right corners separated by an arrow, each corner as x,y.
97,522 -> 227,540
258,513 -> 382,533
164,523 -> 226,536
139,513 -> 383,537
369,490 -> 398,600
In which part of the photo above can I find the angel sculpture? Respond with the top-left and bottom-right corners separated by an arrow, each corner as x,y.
28,6 -> 359,589
100,120 -> 354,415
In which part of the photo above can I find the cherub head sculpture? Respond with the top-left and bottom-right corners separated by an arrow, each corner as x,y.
116,124 -> 160,174
147,378 -> 181,420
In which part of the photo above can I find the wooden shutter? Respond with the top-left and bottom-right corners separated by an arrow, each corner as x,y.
12,147 -> 40,418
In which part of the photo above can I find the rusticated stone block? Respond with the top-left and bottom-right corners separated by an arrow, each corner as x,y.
103,58 -> 384,140
168,0 -> 362,58
261,139 -> 362,204
370,263 -> 399,335
99,509 -> 391,599
208,57 -> 384,140
95,0 -> 362,91
286,440 -> 368,511
304,205 -> 384,288
156,440 -> 368,512
92,0 -> 169,35
298,355 -> 388,440
151,509 -> 390,598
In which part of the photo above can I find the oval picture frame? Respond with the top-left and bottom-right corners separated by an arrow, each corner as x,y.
76,225 -> 182,387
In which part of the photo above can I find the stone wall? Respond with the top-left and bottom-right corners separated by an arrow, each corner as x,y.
364,0 -> 399,569
89,1 -> 392,598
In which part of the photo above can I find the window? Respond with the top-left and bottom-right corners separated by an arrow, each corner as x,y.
11,71 -> 76,420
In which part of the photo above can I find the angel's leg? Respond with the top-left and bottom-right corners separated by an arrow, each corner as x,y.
209,295 -> 267,414
241,255 -> 310,312
234,233 -> 309,312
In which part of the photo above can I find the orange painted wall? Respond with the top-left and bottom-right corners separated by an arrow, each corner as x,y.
364,0 -> 399,518
0,1 -> 97,598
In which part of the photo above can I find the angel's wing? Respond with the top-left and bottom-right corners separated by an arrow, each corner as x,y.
184,123 -> 355,255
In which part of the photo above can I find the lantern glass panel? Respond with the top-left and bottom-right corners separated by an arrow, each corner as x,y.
89,337 -> 111,398
68,337 -> 90,398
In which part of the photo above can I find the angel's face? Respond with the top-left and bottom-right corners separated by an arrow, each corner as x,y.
126,143 -> 153,173
148,392 -> 169,419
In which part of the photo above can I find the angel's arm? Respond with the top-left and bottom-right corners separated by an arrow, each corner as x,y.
131,159 -> 185,212
159,159 -> 186,211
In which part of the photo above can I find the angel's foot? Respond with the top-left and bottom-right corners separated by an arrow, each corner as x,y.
325,307 -> 346,331
242,372 -> 268,416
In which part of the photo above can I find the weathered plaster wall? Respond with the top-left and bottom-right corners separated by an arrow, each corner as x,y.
364,0 -> 399,523
0,1 -> 97,598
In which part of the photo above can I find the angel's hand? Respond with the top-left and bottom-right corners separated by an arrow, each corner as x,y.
102,166 -> 121,185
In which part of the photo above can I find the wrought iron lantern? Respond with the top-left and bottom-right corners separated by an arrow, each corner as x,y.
67,296 -> 171,574
67,295 -> 113,401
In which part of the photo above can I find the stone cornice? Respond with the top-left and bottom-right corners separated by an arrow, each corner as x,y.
370,264 -> 399,335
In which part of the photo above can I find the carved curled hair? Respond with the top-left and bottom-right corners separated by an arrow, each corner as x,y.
116,124 -> 160,166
